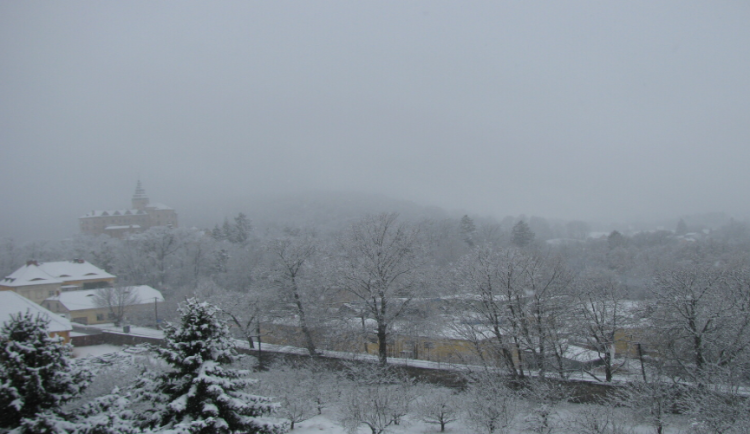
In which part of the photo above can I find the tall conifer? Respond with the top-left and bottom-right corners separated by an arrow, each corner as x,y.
150,298 -> 286,434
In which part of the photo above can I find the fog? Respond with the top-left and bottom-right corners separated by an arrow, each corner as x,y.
2,1 -> 749,240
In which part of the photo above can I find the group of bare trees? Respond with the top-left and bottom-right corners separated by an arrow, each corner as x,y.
5,212 -> 750,387
649,263 -> 750,386
7,212 -> 750,432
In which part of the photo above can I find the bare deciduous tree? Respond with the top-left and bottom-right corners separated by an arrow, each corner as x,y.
462,373 -> 519,434
256,364 -> 323,430
452,246 -> 529,377
337,365 -> 415,434
336,213 -> 423,367
93,286 -> 140,325
572,269 -> 631,382
268,229 -> 320,357
413,386 -> 459,432
650,264 -> 750,384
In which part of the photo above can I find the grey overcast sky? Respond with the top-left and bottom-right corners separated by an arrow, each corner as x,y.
2,1 -> 750,240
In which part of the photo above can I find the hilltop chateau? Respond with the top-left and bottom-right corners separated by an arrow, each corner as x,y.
79,181 -> 178,237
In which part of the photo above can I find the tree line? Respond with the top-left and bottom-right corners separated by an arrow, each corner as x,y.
3,212 -> 750,430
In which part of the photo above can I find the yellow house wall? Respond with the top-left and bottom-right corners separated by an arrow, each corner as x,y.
61,277 -> 116,289
255,321 -> 664,368
362,336 -> 481,363
614,328 -> 638,357
68,307 -> 110,325
614,327 -> 655,358
41,299 -> 66,315
50,330 -> 70,344
48,302 -> 161,326
0,283 -> 62,304
257,322 -> 511,365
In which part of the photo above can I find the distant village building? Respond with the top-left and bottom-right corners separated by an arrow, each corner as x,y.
79,181 -> 178,238
0,291 -> 73,343
42,285 -> 164,326
0,260 -> 116,304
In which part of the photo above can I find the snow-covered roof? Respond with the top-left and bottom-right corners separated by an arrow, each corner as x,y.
147,203 -> 173,210
47,285 -> 164,311
563,345 -> 602,363
80,209 -> 147,218
1,264 -> 63,287
38,260 -> 114,281
2,260 -> 115,288
105,225 -> 141,230
0,291 -> 72,333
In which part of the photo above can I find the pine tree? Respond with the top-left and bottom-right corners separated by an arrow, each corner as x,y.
511,220 -> 535,247
233,213 -> 252,246
607,230 -> 626,249
221,218 -> 233,243
0,311 -> 88,429
460,215 -> 477,247
150,298 -> 287,434
212,224 -> 226,241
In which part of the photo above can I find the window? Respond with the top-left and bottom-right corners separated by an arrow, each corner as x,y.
107,312 -> 115,319
96,313 -> 104,321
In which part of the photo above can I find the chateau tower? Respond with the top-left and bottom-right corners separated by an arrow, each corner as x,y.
79,181 -> 177,237
132,180 -> 149,210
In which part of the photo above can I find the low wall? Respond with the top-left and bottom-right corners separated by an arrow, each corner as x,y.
71,333 -> 107,347
98,331 -> 165,347
79,330 -> 617,399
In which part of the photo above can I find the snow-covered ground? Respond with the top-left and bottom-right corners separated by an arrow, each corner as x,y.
292,415 -> 496,434
292,415 -> 467,434
65,343 -> 694,433
287,412 -> 687,434
72,344 -> 123,358
90,323 -> 166,339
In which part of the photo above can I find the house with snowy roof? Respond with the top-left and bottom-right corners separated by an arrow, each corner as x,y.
0,259 -> 115,304
0,291 -> 73,343
79,181 -> 178,238
42,285 -> 164,326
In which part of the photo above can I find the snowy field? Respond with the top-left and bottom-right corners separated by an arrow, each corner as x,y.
292,415 -> 477,434
285,411 -> 687,434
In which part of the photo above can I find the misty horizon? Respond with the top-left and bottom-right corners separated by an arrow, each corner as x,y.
2,2 -> 749,241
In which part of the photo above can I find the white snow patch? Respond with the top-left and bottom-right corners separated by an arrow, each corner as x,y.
72,344 -> 123,358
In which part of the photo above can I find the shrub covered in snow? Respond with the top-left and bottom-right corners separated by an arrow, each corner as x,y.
413,386 -> 459,432
336,365 -> 416,434
256,362 -> 339,430
462,374 -> 519,434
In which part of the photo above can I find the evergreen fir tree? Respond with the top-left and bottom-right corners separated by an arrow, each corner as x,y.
150,298 -> 287,434
233,213 -> 252,246
0,311 -> 88,429
460,215 -> 477,247
511,220 -> 535,247
221,218 -> 233,243
607,230 -> 627,249
212,224 -> 226,241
